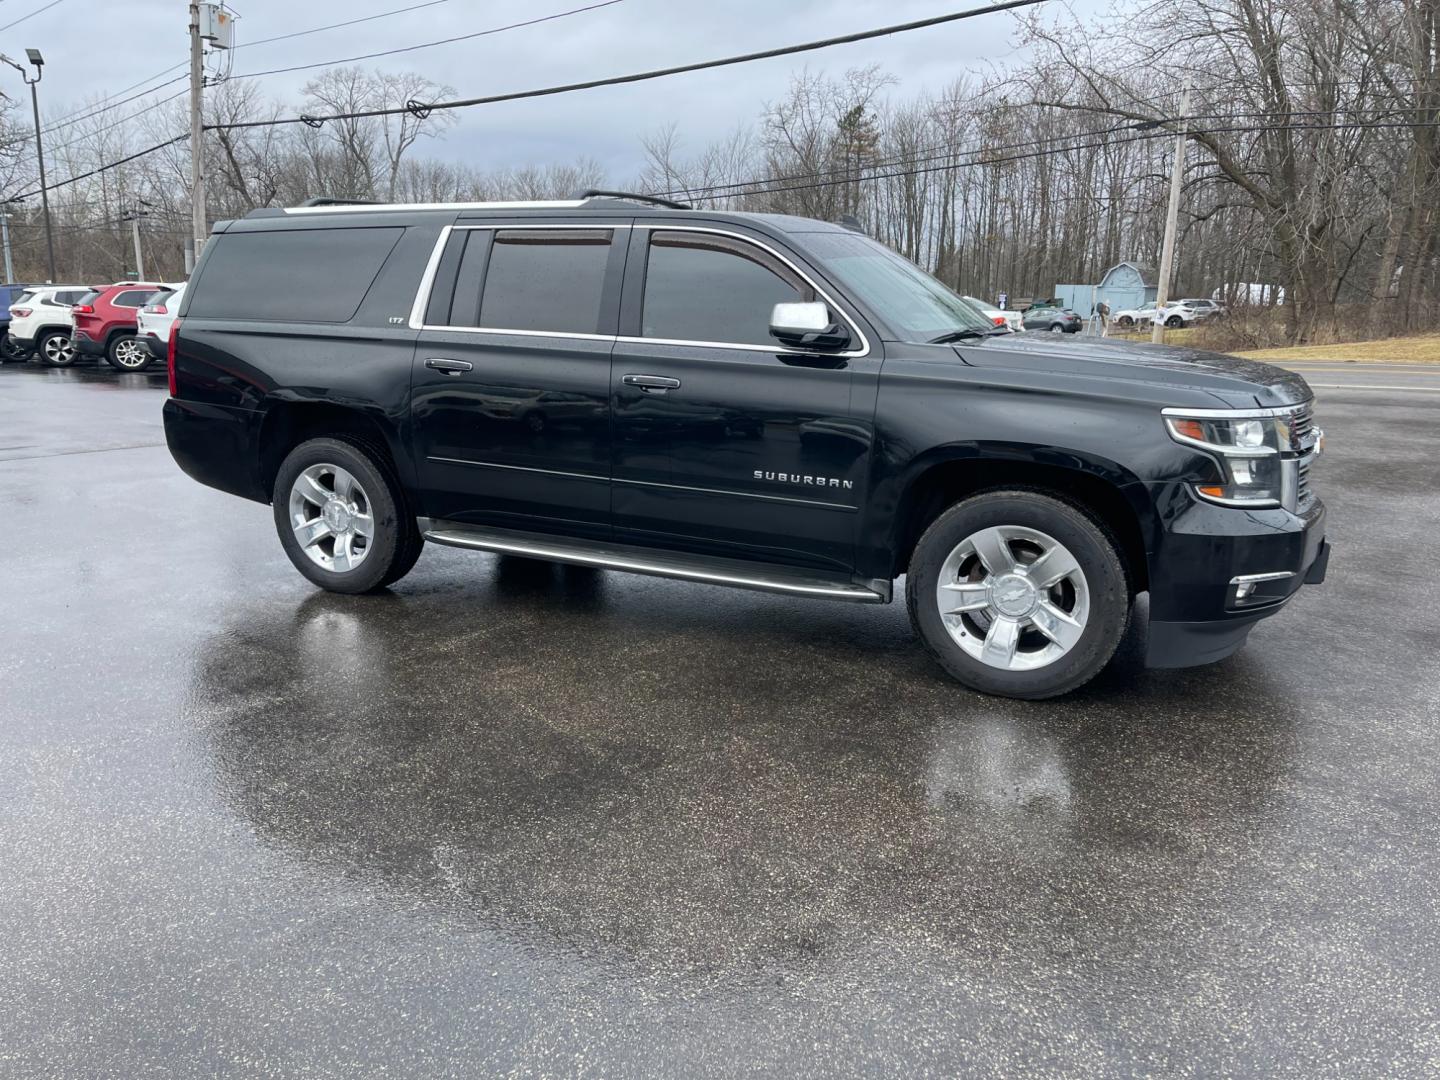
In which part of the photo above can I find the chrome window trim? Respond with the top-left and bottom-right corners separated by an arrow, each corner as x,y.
407,223 -> 454,329
406,222 -> 871,358
407,222 -> 628,335
622,224 -> 869,358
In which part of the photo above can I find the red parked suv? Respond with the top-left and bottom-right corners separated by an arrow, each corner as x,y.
71,281 -> 170,370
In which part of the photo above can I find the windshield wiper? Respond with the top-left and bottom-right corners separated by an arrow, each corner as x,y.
928,327 -> 1005,344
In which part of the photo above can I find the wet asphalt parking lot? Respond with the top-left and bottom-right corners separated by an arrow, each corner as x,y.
1,359 -> 1438,1078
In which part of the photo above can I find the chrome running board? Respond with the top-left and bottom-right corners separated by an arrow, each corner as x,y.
418,518 -> 891,603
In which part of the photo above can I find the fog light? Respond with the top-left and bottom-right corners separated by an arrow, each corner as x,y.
1230,570 -> 1295,607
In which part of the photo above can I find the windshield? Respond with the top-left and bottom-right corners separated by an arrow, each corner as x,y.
802,232 -> 996,342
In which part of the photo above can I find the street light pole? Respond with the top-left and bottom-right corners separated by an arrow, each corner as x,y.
2,50 -> 55,281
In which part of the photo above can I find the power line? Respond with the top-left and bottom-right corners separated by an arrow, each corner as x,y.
0,0 -> 66,34
661,119 -> 1440,203
206,0 -> 1049,130
41,77 -> 188,138
45,90 -> 190,156
36,0 -> 469,134
237,0 -> 462,50
667,105 -> 1440,201
6,134 -> 190,203
40,66 -> 187,132
228,0 -> 627,81
33,0 -> 619,144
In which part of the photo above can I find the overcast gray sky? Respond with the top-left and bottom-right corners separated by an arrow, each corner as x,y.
4,0 -> 1102,180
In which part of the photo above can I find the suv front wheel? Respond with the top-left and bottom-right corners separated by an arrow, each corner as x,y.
906,490 -> 1130,699
272,437 -> 423,594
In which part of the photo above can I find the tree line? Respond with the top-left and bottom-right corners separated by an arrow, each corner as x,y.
0,0 -> 1430,344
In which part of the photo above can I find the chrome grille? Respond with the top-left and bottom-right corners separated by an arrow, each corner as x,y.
1288,402 -> 1315,448
1297,455 -> 1313,502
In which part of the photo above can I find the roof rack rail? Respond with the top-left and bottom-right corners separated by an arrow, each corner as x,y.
576,188 -> 691,211
299,196 -> 382,207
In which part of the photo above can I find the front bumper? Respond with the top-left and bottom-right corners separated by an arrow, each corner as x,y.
1145,488 -> 1328,668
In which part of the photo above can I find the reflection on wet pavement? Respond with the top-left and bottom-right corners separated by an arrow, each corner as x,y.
2,363 -> 1438,1077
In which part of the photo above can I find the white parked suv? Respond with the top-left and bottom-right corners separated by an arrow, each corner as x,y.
1152,300 -> 1207,328
8,284 -> 93,366
135,282 -> 185,363
1111,301 -> 1158,327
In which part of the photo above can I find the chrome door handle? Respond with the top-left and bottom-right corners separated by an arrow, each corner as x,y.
425,357 -> 473,374
623,374 -> 681,392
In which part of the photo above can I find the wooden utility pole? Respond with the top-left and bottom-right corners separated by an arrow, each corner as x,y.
126,209 -> 147,281
189,1 -> 207,260
1151,86 -> 1190,344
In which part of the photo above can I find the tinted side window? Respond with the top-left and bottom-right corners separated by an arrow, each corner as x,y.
478,229 -> 612,335
64,291 -> 98,305
114,289 -> 157,307
187,227 -> 403,323
642,231 -> 811,346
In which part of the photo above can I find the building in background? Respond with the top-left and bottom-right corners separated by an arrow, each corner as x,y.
1053,262 -> 1159,317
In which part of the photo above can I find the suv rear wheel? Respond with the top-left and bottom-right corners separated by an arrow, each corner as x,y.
38,329 -> 76,367
906,490 -> 1130,699
107,334 -> 149,371
0,334 -> 29,363
272,437 -> 423,594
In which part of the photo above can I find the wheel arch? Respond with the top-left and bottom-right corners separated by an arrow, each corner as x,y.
884,445 -> 1153,592
255,398 -> 415,504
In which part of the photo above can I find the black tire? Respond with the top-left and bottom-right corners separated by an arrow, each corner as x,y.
1049,323 -> 1065,333
905,490 -> 1130,699
272,436 -> 423,594
1117,315 -> 1133,327
37,329 -> 77,367
107,333 -> 150,371
0,334 -> 29,363
1165,315 -> 1185,328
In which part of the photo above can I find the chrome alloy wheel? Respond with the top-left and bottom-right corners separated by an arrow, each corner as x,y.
43,334 -> 75,365
112,337 -> 148,369
934,525 -> 1090,671
287,463 -> 374,573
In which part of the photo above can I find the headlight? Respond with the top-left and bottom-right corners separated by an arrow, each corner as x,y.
1164,411 -> 1284,506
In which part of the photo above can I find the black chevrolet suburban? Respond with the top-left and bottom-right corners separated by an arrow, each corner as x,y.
164,193 -> 1328,699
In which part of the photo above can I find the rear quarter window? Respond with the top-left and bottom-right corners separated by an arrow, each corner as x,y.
114,289 -> 159,307
186,227 -> 404,323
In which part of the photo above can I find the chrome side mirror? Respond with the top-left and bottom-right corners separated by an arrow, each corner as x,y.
769,301 -> 850,351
